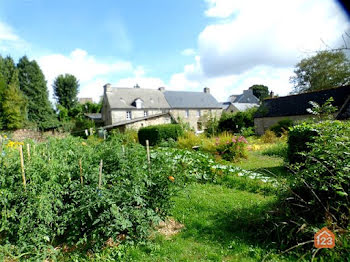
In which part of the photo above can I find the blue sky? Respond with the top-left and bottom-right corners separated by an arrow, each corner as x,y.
0,0 -> 349,101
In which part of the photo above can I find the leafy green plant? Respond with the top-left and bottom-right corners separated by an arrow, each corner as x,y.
138,124 -> 183,146
261,142 -> 288,158
269,118 -> 293,136
0,136 -> 182,260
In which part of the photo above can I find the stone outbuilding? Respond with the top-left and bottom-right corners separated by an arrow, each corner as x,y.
254,85 -> 350,135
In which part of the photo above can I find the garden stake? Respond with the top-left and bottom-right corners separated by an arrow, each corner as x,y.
98,159 -> 103,189
146,140 -> 150,164
79,159 -> 83,185
27,144 -> 31,160
19,145 -> 26,190
122,145 -> 125,154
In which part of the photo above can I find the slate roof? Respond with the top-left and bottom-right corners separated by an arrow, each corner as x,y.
163,91 -> 222,109
84,113 -> 102,120
232,103 -> 259,111
106,88 -> 170,109
255,85 -> 350,118
220,102 -> 231,110
229,89 -> 260,104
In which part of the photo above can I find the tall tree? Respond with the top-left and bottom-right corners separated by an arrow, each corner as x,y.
0,70 -> 26,129
17,56 -> 56,127
290,50 -> 350,93
53,74 -> 79,110
249,84 -> 269,101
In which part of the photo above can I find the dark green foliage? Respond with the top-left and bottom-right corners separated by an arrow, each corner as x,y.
53,74 -> 79,110
17,56 -> 57,130
290,50 -> 350,93
0,64 -> 26,130
262,121 -> 350,257
138,124 -> 183,146
218,107 -> 257,133
287,122 -> 319,164
249,84 -> 269,101
269,118 -> 293,136
0,137 -> 181,259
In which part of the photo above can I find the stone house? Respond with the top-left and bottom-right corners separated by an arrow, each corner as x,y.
254,85 -> 350,135
221,89 -> 259,113
101,84 -> 222,131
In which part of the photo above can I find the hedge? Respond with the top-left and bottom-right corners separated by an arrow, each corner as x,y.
138,124 -> 183,146
287,122 -> 319,164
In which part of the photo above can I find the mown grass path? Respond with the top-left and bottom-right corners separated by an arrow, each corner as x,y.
126,183 -> 295,261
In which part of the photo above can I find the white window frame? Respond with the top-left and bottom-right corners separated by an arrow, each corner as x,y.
126,111 -> 132,120
185,109 -> 189,118
197,110 -> 201,117
144,110 -> 148,117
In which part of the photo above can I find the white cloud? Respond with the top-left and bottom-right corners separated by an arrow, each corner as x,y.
0,22 -> 29,53
37,48 -> 133,101
115,66 -> 166,89
181,48 -> 196,56
199,0 -> 349,77
167,0 -> 350,102
204,0 -> 238,18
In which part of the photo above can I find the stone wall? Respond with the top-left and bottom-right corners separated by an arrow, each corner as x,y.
170,108 -> 222,131
254,115 -> 310,135
3,129 -> 68,142
110,109 -> 164,124
125,114 -> 172,130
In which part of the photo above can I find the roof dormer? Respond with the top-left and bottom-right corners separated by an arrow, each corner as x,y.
133,98 -> 144,109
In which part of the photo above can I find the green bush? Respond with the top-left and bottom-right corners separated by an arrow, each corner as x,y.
138,124 -> 183,146
269,118 -> 293,136
261,120 -> 350,257
218,107 -> 257,133
287,122 -> 319,164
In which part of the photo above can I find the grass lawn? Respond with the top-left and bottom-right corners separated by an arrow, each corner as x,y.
125,183 -> 295,261
234,151 -> 291,180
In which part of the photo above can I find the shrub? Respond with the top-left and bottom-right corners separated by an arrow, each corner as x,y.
258,120 -> 350,258
138,124 -> 183,146
215,134 -> 248,161
261,130 -> 277,143
240,126 -> 255,137
287,122 -> 319,164
177,131 -> 203,150
218,107 -> 257,133
269,118 -> 293,136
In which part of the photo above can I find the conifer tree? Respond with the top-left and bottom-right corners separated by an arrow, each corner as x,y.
17,56 -> 56,128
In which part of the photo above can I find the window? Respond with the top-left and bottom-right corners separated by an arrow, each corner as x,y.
185,109 -> 189,118
126,111 -> 132,120
144,110 -> 148,117
197,110 -> 201,117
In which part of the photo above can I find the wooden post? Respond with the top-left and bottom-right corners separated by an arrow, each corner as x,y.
98,160 -> 103,189
79,159 -> 83,185
26,144 -> 31,160
19,145 -> 26,190
146,140 -> 150,164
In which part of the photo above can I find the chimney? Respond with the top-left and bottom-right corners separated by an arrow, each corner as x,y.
204,87 -> 210,94
270,91 -> 274,98
243,89 -> 253,95
158,87 -> 165,92
103,83 -> 112,94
